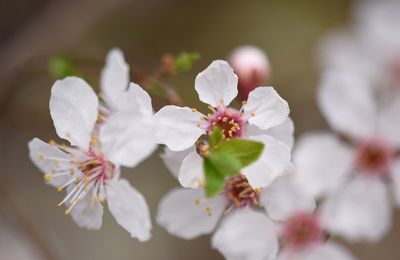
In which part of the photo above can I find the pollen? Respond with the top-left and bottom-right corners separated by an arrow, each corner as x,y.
44,174 -> 52,182
64,209 -> 71,215
191,108 -> 197,112
48,139 -> 56,146
194,198 -> 201,205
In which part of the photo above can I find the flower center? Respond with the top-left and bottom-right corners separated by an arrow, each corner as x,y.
206,108 -> 245,138
79,150 -> 115,181
356,140 -> 393,175
225,175 -> 260,208
281,213 -> 323,248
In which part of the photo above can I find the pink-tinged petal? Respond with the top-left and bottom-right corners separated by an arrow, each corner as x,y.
244,87 -> 289,130
317,70 -> 377,140
156,188 -> 226,240
69,185 -> 103,230
154,105 -> 205,151
49,77 -> 98,151
212,210 -> 278,260
195,60 -> 238,107
106,179 -> 151,241
390,159 -> 400,207
321,175 -> 392,243
179,151 -> 204,188
242,135 -> 291,189
378,96 -> 400,147
161,146 -> 194,179
28,138 -> 78,188
293,133 -> 354,199
100,48 -> 129,110
278,242 -> 355,260
115,82 -> 153,116
247,117 -> 294,150
99,111 -> 157,168
260,173 -> 316,222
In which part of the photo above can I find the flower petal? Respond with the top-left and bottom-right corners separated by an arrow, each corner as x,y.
161,146 -> 194,179
154,105 -> 205,151
49,77 -> 98,151
260,173 -> 316,222
179,151 -> 204,188
106,179 -> 152,241
390,159 -> 400,207
99,111 -> 157,168
156,188 -> 226,240
195,60 -> 238,107
28,138 -> 77,188
293,133 -> 354,199
242,135 -> 291,189
317,70 -> 377,140
100,48 -> 129,110
212,210 -> 278,260
244,87 -> 290,130
247,117 -> 294,149
278,242 -> 355,260
115,82 -> 153,116
378,96 -> 400,147
321,175 -> 392,243
69,186 -> 103,230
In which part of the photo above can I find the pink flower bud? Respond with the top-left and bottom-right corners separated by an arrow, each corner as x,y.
228,46 -> 270,99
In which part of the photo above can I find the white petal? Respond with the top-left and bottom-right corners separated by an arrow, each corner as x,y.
69,186 -> 103,230
390,159 -> 400,207
100,111 -> 157,168
278,242 -> 355,260
49,77 -> 98,151
194,60 -> 238,107
161,146 -> 194,179
100,48 -> 129,110
321,175 -> 392,243
247,117 -> 294,149
378,96 -> 400,147
293,133 -> 354,199
114,82 -> 153,115
212,210 -> 278,260
317,70 -> 377,140
154,105 -> 205,151
242,135 -> 291,189
28,138 -> 76,187
260,173 -> 316,221
179,151 -> 204,188
106,179 -> 152,241
156,188 -> 226,239
244,87 -> 290,130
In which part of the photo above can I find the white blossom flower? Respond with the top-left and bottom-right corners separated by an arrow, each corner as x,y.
157,171 -> 353,260
28,49 -> 157,240
155,60 -> 292,189
228,45 -> 271,99
293,70 -> 400,242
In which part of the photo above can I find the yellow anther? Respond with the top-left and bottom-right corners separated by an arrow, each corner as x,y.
194,198 -> 201,205
242,100 -> 247,105
64,209 -> 71,215
57,187 -> 63,192
39,154 -> 45,160
250,112 -> 256,116
206,207 -> 212,217
200,116 -> 207,121
98,196 -> 105,203
207,105 -> 213,111
70,168 -> 75,175
191,108 -> 197,112
44,174 -> 51,182
51,168 -> 57,174
56,203 -> 62,208
196,123 -> 201,127
222,117 -> 228,122
70,159 -> 75,164
49,139 -> 56,146
229,119 -> 235,125
54,159 -> 60,164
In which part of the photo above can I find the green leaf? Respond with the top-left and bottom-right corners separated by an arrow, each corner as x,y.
209,126 -> 224,148
207,151 -> 242,176
214,139 -> 264,168
49,55 -> 75,79
174,52 -> 201,72
204,157 -> 226,197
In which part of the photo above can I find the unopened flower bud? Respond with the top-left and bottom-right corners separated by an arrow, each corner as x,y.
228,46 -> 270,99
160,53 -> 175,75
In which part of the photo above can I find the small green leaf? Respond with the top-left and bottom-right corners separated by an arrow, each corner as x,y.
207,151 -> 241,176
174,52 -> 201,72
214,139 -> 264,168
49,55 -> 75,79
204,157 -> 226,197
209,126 -> 224,148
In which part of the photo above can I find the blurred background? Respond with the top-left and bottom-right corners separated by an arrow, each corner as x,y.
0,0 -> 399,259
